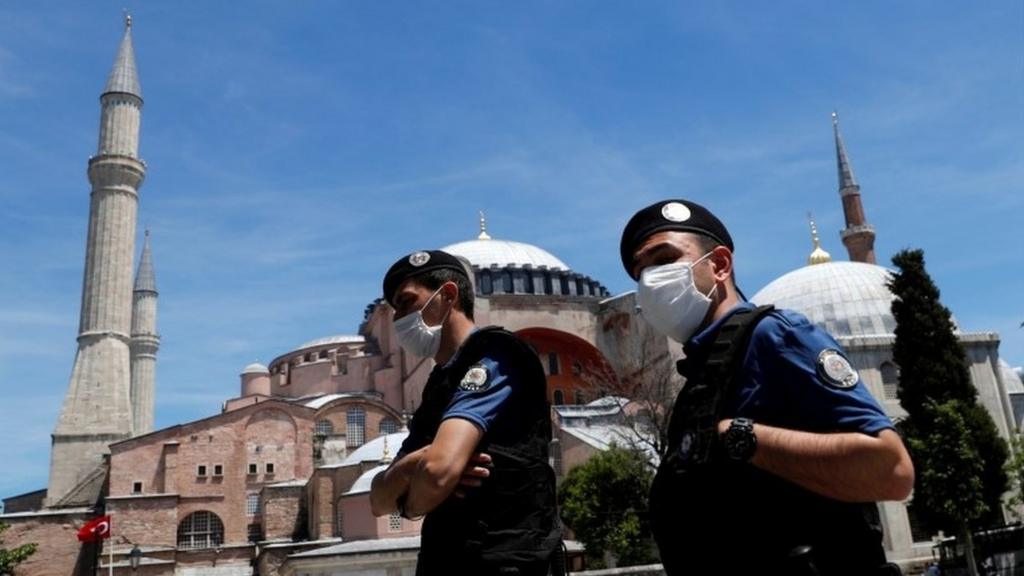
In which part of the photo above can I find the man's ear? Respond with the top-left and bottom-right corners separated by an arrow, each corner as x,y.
441,281 -> 459,307
710,246 -> 733,282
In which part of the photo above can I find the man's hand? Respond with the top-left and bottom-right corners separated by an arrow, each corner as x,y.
369,446 -> 429,516
454,452 -> 492,498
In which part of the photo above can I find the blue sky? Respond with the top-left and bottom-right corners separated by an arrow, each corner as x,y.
1,2 -> 1021,499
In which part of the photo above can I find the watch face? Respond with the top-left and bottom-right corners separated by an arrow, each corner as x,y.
726,421 -> 756,462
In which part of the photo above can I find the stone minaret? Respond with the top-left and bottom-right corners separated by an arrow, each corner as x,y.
832,111 -> 876,264
130,230 -> 158,435
48,16 -> 145,505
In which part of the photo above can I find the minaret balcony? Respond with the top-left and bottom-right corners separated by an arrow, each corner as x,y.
840,224 -> 876,240
88,154 -> 146,189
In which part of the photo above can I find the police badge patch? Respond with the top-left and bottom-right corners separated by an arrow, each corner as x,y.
459,364 -> 490,391
660,202 -> 692,223
816,349 -> 859,390
408,251 -> 431,267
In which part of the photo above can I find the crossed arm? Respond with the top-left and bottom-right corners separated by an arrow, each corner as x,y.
718,419 -> 914,503
370,418 -> 491,518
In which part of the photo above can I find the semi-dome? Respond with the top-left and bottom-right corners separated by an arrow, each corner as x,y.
443,238 -> 569,271
751,261 -> 897,338
241,362 -> 269,374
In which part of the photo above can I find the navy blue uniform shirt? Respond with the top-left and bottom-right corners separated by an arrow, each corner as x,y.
399,329 -> 534,455
688,302 -> 894,436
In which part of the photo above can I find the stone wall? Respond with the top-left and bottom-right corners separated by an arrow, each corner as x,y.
0,509 -> 95,576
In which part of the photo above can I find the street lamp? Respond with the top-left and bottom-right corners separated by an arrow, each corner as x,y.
128,545 -> 142,572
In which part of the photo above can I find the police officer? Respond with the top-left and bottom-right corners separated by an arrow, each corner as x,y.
369,250 -> 562,576
620,200 -> 914,575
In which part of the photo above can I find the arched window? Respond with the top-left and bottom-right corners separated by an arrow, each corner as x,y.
880,361 -> 899,401
502,271 -> 513,293
177,511 -> 224,550
347,407 -> 366,447
480,272 -> 493,295
553,390 -> 565,405
315,419 -> 334,437
379,418 -> 399,435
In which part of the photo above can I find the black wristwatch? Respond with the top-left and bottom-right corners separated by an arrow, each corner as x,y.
722,417 -> 757,462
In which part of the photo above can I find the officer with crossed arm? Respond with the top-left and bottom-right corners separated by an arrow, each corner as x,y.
369,250 -> 562,576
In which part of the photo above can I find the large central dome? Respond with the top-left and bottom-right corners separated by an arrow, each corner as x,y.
442,238 -> 569,271
435,216 -> 607,298
751,261 -> 897,337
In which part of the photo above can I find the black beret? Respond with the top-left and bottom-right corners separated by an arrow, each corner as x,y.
382,250 -> 470,306
620,199 -> 734,280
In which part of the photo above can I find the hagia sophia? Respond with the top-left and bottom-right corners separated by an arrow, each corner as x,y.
2,18 -> 1022,576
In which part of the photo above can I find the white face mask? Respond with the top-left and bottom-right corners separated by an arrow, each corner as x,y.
393,285 -> 451,358
636,252 -> 717,344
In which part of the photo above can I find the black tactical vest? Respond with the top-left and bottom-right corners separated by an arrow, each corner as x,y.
403,327 -> 562,576
649,306 -> 889,576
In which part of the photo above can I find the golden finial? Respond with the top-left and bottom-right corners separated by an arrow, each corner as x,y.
381,435 -> 392,464
477,210 -> 492,240
807,212 -> 832,266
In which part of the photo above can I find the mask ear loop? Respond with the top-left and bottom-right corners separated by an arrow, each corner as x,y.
694,250 -> 720,301
423,282 -> 455,328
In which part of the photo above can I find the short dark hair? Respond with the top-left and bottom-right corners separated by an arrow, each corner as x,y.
686,232 -> 739,287
687,232 -> 721,255
413,268 -> 475,320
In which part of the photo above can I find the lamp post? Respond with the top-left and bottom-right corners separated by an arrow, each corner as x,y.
128,545 -> 142,573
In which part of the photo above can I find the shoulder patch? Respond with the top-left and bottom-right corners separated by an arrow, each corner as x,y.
816,349 -> 859,390
459,363 -> 491,392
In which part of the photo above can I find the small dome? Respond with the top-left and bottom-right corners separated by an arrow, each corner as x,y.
443,238 -> 569,271
241,362 -> 269,375
752,261 -> 896,337
295,335 -> 364,351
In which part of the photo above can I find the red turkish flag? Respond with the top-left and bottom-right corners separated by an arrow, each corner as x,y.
77,515 -> 111,542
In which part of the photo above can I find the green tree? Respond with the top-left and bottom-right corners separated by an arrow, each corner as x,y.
909,400 -> 988,576
557,445 -> 655,568
0,522 -> 37,575
889,249 -> 1009,537
1006,431 -> 1024,521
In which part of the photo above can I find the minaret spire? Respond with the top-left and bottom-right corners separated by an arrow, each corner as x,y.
831,111 -> 876,264
832,111 -> 857,190
49,18 -> 146,505
130,229 -> 159,435
477,210 -> 492,240
104,15 -> 142,99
